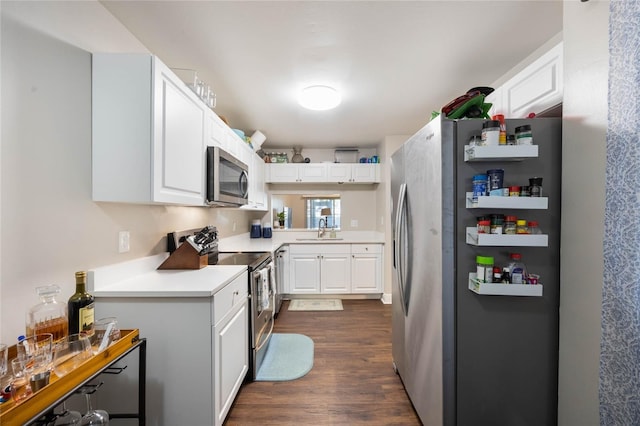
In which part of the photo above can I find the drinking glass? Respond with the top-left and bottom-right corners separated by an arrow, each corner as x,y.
0,343 -> 8,375
53,334 -> 92,378
91,318 -> 121,355
0,370 -> 12,403
17,333 -> 54,370
10,357 -> 33,403
80,393 -> 109,425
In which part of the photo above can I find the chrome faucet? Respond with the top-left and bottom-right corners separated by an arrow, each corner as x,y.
318,218 -> 327,238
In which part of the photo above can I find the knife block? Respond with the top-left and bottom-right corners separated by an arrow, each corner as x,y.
158,242 -> 208,270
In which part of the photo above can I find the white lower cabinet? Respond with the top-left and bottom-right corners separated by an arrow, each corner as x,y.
94,270 -> 248,426
320,251 -> 351,293
289,251 -> 322,293
213,292 -> 249,426
351,244 -> 383,293
288,244 -> 382,294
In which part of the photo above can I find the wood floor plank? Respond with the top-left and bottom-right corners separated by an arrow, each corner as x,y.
224,299 -> 421,425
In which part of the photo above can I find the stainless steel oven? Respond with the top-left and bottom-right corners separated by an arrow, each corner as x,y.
217,251 -> 275,381
206,146 -> 249,206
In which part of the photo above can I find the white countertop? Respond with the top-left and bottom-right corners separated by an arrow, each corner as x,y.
218,230 -> 385,252
89,253 -> 247,298
88,231 -> 384,298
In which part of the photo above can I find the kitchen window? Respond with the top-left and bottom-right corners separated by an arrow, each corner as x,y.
306,198 -> 341,229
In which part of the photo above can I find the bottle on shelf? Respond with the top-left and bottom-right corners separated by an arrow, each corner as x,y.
492,266 -> 503,283
507,253 -> 528,284
68,271 -> 95,338
501,267 -> 511,284
27,285 -> 68,342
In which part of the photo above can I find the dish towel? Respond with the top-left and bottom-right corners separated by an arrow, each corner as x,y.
269,261 -> 277,300
260,267 -> 270,310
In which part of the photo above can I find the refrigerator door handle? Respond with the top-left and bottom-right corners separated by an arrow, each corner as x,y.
395,182 -> 409,316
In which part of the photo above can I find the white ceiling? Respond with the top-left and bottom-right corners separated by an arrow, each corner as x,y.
100,0 -> 562,149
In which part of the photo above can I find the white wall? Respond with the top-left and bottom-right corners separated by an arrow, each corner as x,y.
558,1 -> 609,425
0,4 -> 264,342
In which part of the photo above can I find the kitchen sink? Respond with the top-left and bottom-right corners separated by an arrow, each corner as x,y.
295,238 -> 344,241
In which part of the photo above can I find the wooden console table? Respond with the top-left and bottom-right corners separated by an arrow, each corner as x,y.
0,329 -> 146,426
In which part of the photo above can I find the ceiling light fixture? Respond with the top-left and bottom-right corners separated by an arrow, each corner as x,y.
298,85 -> 341,111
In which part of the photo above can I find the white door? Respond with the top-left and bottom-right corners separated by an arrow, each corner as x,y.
326,164 -> 351,183
351,253 -> 382,293
214,300 -> 248,426
153,59 -> 205,205
290,254 -> 321,293
320,253 -> 351,293
267,164 -> 300,183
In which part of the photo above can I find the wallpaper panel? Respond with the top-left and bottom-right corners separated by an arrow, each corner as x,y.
601,1 -> 640,424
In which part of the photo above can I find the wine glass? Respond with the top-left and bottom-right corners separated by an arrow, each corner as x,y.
80,393 -> 109,425
53,334 -> 92,378
53,401 -> 82,425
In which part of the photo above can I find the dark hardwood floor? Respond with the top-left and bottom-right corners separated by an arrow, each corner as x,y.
225,299 -> 421,425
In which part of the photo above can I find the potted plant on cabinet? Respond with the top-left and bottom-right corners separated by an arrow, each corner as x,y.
277,211 -> 285,228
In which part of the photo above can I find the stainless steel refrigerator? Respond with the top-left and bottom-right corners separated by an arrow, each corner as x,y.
391,115 -> 561,426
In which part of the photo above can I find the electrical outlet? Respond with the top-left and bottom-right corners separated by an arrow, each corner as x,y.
380,215 -> 384,226
232,222 -> 237,232
351,219 -> 359,228
118,231 -> 130,253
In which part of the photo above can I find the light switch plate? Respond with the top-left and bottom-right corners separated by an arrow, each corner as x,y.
351,219 -> 358,228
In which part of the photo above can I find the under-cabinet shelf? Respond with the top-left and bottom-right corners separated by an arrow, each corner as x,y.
466,227 -> 548,247
468,273 -> 543,297
465,193 -> 548,209
464,144 -> 539,161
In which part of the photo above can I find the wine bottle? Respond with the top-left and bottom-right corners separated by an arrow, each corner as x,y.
68,271 -> 95,337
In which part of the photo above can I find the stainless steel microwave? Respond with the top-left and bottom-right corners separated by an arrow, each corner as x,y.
206,146 -> 249,206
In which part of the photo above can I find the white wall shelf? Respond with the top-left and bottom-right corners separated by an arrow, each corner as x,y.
464,145 -> 539,162
466,193 -> 548,210
468,273 -> 543,297
466,227 -> 548,247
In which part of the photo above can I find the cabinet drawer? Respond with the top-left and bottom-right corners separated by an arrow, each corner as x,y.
351,244 -> 382,254
290,244 -> 349,254
213,271 -> 248,325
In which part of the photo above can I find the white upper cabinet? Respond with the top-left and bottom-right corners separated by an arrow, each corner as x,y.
92,54 -> 206,206
267,163 -> 379,184
266,163 -> 328,183
488,42 -> 563,118
327,163 -> 380,183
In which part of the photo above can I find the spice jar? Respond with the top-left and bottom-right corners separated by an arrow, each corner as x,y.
516,219 -> 529,234
490,214 -> 505,235
493,266 -> 503,283
520,185 -> 530,197
492,114 -> 507,145
477,219 -> 491,234
504,216 -> 518,234
481,120 -> 500,146
508,186 -> 520,197
528,221 -> 541,234
476,256 -> 494,284
472,175 -> 488,205
515,125 -> 533,145
506,134 -> 517,145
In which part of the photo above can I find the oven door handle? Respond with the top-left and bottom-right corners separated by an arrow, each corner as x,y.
255,316 -> 274,352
